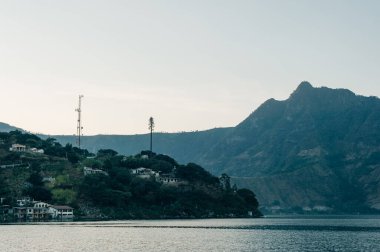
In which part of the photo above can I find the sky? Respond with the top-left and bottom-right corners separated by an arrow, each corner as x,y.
0,0 -> 379,135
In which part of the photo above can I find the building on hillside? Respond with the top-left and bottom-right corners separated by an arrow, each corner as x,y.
130,167 -> 159,179
157,175 -> 180,184
83,167 -> 108,176
8,144 -> 43,154
156,174 -> 187,186
30,148 -> 44,154
10,144 -> 26,152
130,168 -> 187,187
48,205 -> 74,219
42,176 -> 56,183
16,197 -> 33,207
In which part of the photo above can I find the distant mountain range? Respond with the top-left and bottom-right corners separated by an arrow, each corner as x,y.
2,82 -> 380,213
0,122 -> 23,133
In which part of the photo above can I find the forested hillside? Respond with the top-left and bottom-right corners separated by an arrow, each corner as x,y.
0,131 -> 261,219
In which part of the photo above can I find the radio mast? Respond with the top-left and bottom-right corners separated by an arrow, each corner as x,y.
75,95 -> 84,148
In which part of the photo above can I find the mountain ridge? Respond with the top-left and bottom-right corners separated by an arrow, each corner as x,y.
198,82 -> 380,212
2,82 -> 380,213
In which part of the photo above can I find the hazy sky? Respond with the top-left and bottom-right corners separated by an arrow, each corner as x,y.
1,0 -> 379,135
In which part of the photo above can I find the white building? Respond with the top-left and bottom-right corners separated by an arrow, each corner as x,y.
30,148 -> 44,154
34,202 -> 49,208
84,167 -> 108,176
10,144 -> 26,152
130,167 -> 159,179
26,206 -> 49,219
156,174 -> 186,186
13,198 -> 74,220
48,205 -> 74,218
42,176 -> 56,183
16,197 -> 33,207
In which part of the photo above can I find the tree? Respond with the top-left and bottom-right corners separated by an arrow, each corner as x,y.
25,186 -> 52,201
237,189 -> 259,210
0,176 -> 10,199
148,117 -> 155,152
28,173 -> 44,187
176,163 -> 219,185
220,173 -> 231,191
97,149 -> 118,157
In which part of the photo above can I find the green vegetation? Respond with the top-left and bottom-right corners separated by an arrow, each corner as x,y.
78,150 -> 261,219
0,131 -> 262,219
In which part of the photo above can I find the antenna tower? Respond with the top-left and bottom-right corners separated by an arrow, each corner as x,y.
75,95 -> 84,148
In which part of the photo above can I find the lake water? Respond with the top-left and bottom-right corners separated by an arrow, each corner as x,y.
1,216 -> 380,251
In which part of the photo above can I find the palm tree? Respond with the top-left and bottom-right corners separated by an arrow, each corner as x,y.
148,117 -> 155,152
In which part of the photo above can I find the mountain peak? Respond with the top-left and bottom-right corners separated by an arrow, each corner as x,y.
296,81 -> 313,90
290,81 -> 315,98
289,81 -> 315,99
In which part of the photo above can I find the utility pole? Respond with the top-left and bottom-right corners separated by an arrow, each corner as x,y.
75,95 -> 84,148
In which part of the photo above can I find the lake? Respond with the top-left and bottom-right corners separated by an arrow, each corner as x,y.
1,216 -> 380,251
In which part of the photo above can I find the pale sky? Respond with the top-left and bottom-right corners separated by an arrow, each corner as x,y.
0,0 -> 379,135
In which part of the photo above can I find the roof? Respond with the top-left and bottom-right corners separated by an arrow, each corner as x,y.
12,144 -> 26,147
50,205 -> 73,210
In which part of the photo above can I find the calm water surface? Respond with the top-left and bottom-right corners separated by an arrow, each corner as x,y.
1,216 -> 380,251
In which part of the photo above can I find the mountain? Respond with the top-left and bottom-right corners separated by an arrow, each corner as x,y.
0,122 -> 22,132
197,82 -> 380,212
2,82 -> 380,213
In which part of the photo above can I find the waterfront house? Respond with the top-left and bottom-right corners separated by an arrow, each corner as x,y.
26,206 -> 49,219
12,198 -> 74,220
34,202 -> 49,208
49,205 -> 74,218
13,207 -> 27,219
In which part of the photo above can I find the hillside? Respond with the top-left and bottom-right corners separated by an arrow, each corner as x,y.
0,131 -> 261,220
